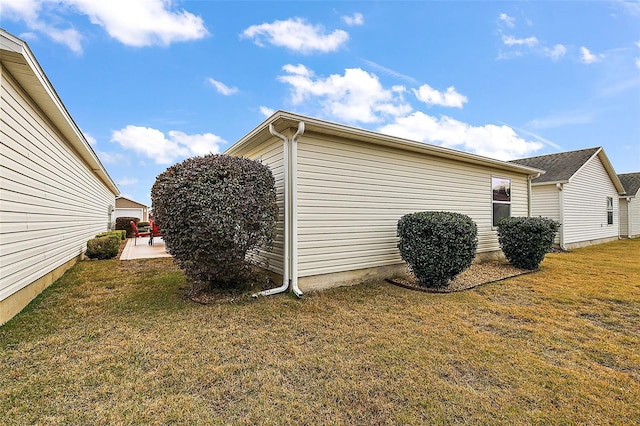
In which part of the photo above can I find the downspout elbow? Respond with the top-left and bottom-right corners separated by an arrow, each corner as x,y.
253,124 -> 290,298
290,121 -> 305,298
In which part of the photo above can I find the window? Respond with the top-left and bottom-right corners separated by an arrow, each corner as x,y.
607,197 -> 613,225
492,177 -> 511,227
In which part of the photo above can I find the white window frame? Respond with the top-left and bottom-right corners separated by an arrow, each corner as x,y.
492,176 -> 512,228
606,196 -> 614,226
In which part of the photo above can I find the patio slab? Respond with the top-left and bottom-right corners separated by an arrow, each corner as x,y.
120,237 -> 172,260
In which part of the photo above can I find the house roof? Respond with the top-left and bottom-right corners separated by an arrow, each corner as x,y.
225,110 -> 546,176
510,147 -> 625,193
116,196 -> 148,208
618,172 -> 640,197
0,29 -> 119,196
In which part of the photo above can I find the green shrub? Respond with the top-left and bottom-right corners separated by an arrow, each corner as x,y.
115,217 -> 139,238
497,217 -> 561,270
397,211 -> 478,287
151,154 -> 278,292
85,236 -> 120,260
96,230 -> 126,241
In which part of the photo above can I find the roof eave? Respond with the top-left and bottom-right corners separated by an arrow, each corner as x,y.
225,110 -> 546,176
0,29 -> 120,196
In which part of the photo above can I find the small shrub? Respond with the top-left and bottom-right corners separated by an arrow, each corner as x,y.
115,217 -> 139,238
497,217 -> 561,270
151,154 -> 278,292
397,211 -> 478,287
96,230 -> 126,241
85,236 -> 120,260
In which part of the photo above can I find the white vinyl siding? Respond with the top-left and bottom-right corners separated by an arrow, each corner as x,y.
530,185 -> 561,245
562,155 -> 620,245
622,195 -> 640,238
295,133 -> 529,277
0,67 -> 115,302
619,198 -> 629,237
631,198 -> 640,238
238,137 -> 285,275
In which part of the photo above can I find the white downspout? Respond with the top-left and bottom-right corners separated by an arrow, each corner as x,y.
290,122 -> 305,298
557,183 -> 566,251
254,124 -> 290,297
527,175 -> 533,217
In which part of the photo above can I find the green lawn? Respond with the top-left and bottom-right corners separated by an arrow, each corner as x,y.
1,239 -> 639,425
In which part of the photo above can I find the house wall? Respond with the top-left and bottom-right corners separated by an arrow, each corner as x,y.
562,155 -> 620,248
115,198 -> 148,221
620,198 -> 630,238
294,132 -> 530,279
626,196 -> 640,238
529,184 -> 561,245
238,136 -> 285,276
0,65 -> 115,324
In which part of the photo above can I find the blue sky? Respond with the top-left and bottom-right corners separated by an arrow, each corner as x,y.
3,0 -> 639,207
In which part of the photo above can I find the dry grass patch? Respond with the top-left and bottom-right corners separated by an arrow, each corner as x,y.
1,239 -> 639,424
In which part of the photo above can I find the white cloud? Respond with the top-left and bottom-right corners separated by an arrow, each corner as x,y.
342,13 -> 364,26
111,125 -> 224,164
502,34 -> 539,47
207,78 -> 238,95
97,150 -> 128,164
242,18 -> 349,54
413,84 -> 468,108
70,0 -> 208,47
2,0 -> 208,52
361,58 -> 419,84
117,177 -> 138,186
83,132 -> 97,146
379,112 -> 543,160
278,64 -> 411,123
636,58 -> 640,70
259,106 -> 275,117
527,109 -> 595,129
499,13 -> 516,28
543,44 -> 567,61
580,46 -> 604,64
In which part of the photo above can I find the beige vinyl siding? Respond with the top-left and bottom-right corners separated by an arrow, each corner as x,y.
295,133 -> 529,277
1,67 -> 115,302
628,197 -> 640,238
620,198 -> 629,237
530,184 -> 561,245
237,136 -> 285,275
562,155 -> 619,245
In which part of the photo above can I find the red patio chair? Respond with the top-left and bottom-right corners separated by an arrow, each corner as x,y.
149,220 -> 163,246
130,221 -> 151,245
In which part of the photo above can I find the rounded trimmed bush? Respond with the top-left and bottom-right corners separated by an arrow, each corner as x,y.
497,217 -> 561,270
397,211 -> 478,287
85,236 -> 120,260
115,217 -> 139,238
151,154 -> 278,291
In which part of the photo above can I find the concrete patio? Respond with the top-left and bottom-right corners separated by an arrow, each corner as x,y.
120,237 -> 172,260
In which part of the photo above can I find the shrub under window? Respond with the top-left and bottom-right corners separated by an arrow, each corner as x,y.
497,217 -> 560,270
397,211 -> 478,287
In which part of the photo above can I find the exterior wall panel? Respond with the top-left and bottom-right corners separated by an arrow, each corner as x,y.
238,137 -> 285,275
1,68 -> 115,304
620,198 -> 629,237
530,184 -> 561,245
295,133 -> 529,278
562,156 -> 619,245
628,197 -> 640,238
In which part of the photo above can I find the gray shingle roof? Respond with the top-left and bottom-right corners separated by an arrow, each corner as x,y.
509,147 -> 600,184
618,172 -> 640,197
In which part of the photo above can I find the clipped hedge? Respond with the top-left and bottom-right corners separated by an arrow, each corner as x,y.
96,230 -> 126,241
397,211 -> 478,287
497,217 -> 561,270
151,154 -> 278,291
85,236 -> 120,260
115,217 -> 139,238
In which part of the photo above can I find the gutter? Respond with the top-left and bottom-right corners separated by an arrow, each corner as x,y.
254,121 -> 305,298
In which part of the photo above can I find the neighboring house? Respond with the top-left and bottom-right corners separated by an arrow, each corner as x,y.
225,111 -> 544,295
1,30 -> 119,325
510,147 -> 625,250
618,172 -> 640,239
115,196 -> 148,222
